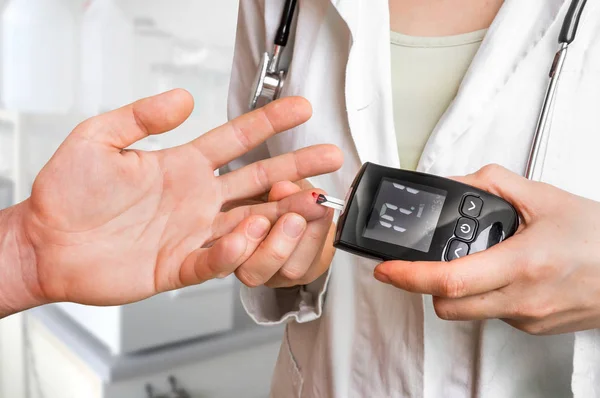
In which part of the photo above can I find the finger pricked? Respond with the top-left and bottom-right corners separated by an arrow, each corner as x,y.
212,189 -> 329,241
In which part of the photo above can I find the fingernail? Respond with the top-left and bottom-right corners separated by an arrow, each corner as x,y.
283,215 -> 306,238
374,271 -> 391,284
248,218 -> 270,239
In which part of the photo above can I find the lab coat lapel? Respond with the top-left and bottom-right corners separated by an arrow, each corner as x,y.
329,0 -> 400,168
264,0 -> 341,161
420,0 -> 568,173
282,0 -> 332,96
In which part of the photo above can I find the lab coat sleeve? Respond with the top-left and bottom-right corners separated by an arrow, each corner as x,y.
224,0 -> 330,325
240,272 -> 330,325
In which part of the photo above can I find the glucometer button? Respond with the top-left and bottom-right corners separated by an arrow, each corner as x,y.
462,196 -> 483,218
446,240 -> 470,261
455,217 -> 477,241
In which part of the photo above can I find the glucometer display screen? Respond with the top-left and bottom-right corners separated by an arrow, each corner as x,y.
363,178 -> 447,253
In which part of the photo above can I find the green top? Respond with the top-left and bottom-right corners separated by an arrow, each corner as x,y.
390,28 -> 488,170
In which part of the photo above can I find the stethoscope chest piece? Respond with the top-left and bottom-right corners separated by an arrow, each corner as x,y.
249,52 -> 286,110
249,0 -> 297,110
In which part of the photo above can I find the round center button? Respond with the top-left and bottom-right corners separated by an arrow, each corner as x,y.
455,217 -> 477,241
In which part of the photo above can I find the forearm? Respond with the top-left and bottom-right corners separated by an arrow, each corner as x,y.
0,202 -> 45,318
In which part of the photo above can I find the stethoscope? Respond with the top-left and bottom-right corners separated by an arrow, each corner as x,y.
249,0 -> 588,182
248,0 -> 298,110
526,0 -> 587,181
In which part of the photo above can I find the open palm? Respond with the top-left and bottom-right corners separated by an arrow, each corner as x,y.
21,90 -> 342,306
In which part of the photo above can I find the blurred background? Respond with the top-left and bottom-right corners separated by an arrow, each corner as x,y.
0,1 -> 284,397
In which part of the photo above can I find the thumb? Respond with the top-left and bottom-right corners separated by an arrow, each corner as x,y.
449,164 -> 539,222
73,89 -> 194,150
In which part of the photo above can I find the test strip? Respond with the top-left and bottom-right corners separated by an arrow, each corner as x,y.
314,193 -> 345,211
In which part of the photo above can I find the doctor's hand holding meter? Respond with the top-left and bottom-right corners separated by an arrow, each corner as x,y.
227,0 -> 600,397
0,89 -> 343,318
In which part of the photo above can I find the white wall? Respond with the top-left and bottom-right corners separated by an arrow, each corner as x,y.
120,0 -> 239,46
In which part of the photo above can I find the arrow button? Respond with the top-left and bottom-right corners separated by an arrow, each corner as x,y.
461,196 -> 483,218
446,240 -> 470,261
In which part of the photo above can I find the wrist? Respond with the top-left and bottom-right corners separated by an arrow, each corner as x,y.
0,201 -> 46,317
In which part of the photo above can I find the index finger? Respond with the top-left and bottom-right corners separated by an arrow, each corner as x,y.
373,238 -> 522,298
191,97 -> 313,168
211,189 -> 330,242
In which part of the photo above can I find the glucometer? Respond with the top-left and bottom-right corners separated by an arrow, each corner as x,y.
316,163 -> 519,262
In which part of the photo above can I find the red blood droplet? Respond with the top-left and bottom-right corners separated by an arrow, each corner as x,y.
312,192 -> 319,200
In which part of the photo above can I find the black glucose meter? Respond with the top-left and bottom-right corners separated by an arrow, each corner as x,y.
317,163 -> 519,262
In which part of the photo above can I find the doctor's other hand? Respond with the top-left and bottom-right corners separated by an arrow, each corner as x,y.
227,179 -> 337,289
0,90 -> 343,317
373,164 -> 600,335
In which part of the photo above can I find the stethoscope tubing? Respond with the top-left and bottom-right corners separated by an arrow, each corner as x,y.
525,0 -> 588,181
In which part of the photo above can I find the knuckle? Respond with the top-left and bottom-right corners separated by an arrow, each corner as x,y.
291,151 -> 302,180
264,280 -> 278,289
477,163 -> 503,180
259,107 -> 278,135
254,161 -> 270,192
511,299 -> 555,321
235,268 -> 264,288
219,180 -> 232,204
511,301 -> 535,319
434,300 -> 460,321
519,257 -> 557,283
264,280 -> 283,289
264,275 -> 297,289
440,273 -> 467,298
264,276 -> 283,289
280,265 -> 306,281
131,105 -> 150,136
231,120 -> 253,152
267,245 -> 290,264
520,321 -> 551,336
533,302 -> 556,320
305,227 -> 325,243
206,259 -> 225,277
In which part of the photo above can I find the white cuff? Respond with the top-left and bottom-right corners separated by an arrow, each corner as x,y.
240,270 -> 330,325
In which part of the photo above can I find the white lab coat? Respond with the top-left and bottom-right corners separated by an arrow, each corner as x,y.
225,0 -> 600,397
